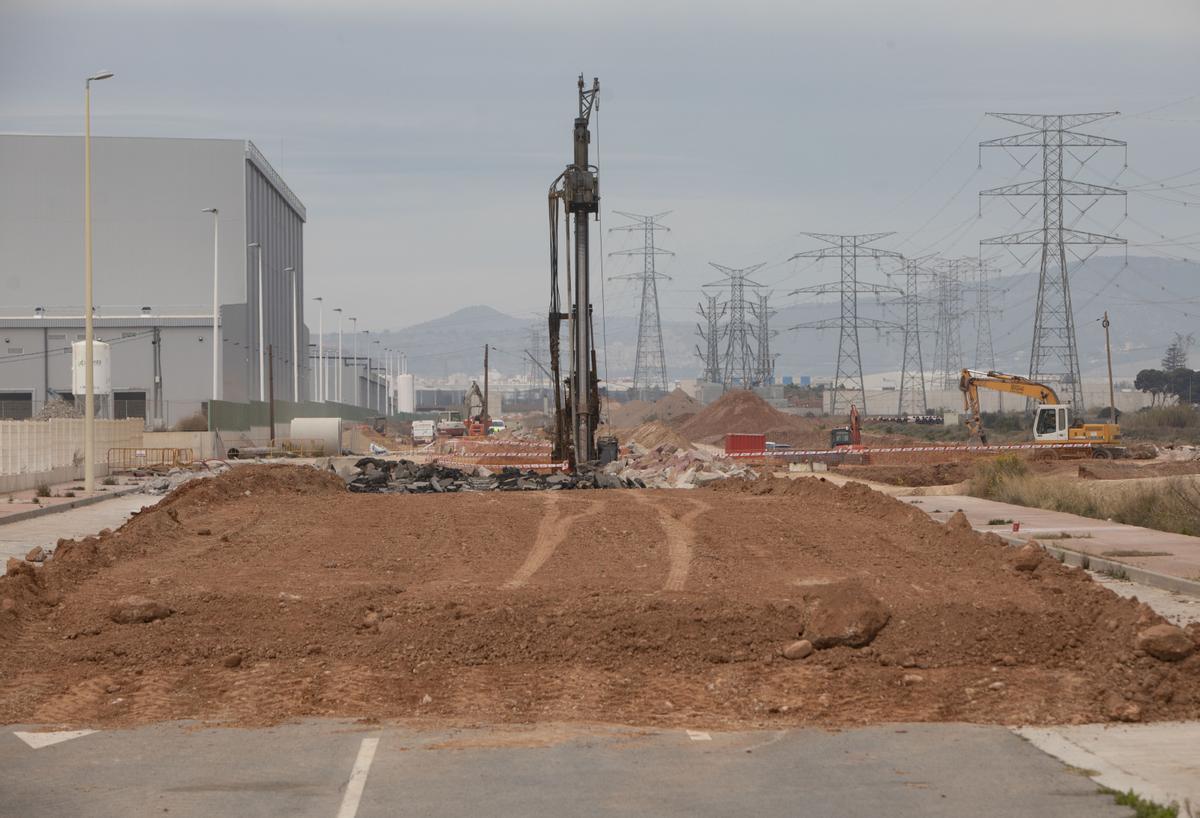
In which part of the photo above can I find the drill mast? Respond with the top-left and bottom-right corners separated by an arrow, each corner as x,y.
548,74 -> 601,466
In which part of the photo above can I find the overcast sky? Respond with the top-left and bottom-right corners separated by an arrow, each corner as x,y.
3,0 -> 1199,340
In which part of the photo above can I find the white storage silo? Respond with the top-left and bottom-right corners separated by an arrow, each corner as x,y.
396,373 -> 416,414
72,340 -> 112,396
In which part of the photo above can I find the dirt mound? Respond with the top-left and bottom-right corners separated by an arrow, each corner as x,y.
678,390 -> 827,447
832,463 -> 971,487
649,388 -> 700,426
622,421 -> 693,450
2,466 -> 1199,730
605,399 -> 653,428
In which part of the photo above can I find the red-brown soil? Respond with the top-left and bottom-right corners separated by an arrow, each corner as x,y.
677,390 -> 830,447
1,466 -> 1198,730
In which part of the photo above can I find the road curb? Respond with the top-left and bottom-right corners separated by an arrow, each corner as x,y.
0,485 -> 145,528
997,531 -> 1200,599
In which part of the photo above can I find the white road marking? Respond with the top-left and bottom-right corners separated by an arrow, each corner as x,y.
686,730 -> 712,741
13,729 -> 97,749
336,736 -> 380,818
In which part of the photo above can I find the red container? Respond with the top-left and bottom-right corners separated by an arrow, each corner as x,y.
725,433 -> 767,455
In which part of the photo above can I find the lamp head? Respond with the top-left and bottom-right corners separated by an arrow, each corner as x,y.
87,71 -> 114,83
201,207 -> 218,214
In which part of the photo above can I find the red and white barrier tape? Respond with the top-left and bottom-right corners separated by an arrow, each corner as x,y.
724,442 -> 1095,459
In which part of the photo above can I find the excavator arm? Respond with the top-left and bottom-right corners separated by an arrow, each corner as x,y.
959,369 -> 1061,444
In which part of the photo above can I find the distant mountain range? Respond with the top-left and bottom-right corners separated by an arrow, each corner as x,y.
328,256 -> 1199,382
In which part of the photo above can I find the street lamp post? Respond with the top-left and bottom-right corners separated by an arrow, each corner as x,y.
312,297 -> 324,402
372,339 -> 382,412
349,317 -> 358,407
83,69 -> 113,494
248,242 -> 265,401
202,208 -> 220,405
333,307 -> 343,404
284,266 -> 297,402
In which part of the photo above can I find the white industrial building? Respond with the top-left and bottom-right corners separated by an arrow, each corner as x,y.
0,134 -> 309,422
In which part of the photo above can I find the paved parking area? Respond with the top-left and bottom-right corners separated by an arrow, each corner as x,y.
0,721 -> 1134,817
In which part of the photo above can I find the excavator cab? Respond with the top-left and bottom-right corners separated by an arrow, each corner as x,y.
830,405 -> 862,449
1033,405 -> 1070,442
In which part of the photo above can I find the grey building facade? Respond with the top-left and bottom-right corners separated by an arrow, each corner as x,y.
0,134 -> 309,420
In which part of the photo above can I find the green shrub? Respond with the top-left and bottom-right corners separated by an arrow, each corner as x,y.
968,455 -> 1029,497
34,482 -> 51,498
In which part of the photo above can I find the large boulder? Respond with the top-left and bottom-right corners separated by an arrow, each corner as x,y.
109,595 -> 172,625
800,580 -> 891,649
1136,624 -> 1195,662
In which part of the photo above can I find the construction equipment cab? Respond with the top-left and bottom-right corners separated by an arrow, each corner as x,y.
830,405 -> 862,448
959,369 -> 1123,456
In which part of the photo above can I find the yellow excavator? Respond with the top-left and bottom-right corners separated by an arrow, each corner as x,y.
959,369 -> 1125,458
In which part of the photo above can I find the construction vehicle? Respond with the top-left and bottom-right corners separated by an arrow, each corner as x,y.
829,404 -> 863,449
547,75 -> 602,467
959,369 -> 1125,457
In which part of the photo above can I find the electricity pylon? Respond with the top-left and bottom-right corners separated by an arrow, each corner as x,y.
695,294 -> 726,384
608,211 -> 672,398
705,263 -> 765,390
751,291 -> 776,386
896,257 -> 935,415
789,233 -> 901,415
979,112 -> 1127,409
931,257 -> 968,390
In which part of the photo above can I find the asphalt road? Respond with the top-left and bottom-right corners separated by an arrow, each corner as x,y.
0,721 -> 1134,818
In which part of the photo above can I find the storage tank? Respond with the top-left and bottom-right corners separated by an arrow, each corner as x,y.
396,373 -> 415,414
71,340 -> 112,395
290,417 -> 342,456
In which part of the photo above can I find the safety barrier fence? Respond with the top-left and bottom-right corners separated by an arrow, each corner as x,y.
106,447 -> 195,469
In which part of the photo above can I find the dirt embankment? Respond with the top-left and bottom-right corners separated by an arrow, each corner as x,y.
1,465 -> 1198,730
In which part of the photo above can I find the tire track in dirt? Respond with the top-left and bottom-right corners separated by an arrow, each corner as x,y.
633,492 -> 712,592
503,493 -> 603,589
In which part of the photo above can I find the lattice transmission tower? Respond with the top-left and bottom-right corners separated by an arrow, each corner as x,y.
931,257 -> 968,389
527,324 -> 547,390
705,263 -> 765,389
895,257 -> 936,415
608,211 -> 673,398
972,260 -> 1000,372
751,291 -> 776,386
979,112 -> 1127,409
789,233 -> 900,415
695,294 -> 726,384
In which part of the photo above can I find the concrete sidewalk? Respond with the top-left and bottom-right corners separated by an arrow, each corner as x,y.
909,494 -> 1200,593
0,492 -> 161,574
1017,721 -> 1200,816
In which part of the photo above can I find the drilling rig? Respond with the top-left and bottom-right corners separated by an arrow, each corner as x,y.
548,75 -> 601,466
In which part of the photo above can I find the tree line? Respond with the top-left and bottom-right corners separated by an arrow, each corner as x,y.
1135,333 -> 1200,406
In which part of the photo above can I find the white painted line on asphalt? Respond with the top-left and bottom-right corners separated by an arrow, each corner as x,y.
13,729 -> 97,749
686,730 -> 712,741
336,737 -> 380,818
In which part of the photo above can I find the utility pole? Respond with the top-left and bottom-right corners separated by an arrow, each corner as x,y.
482,343 -> 490,425
1103,311 -> 1115,421
895,257 -> 933,415
547,74 -> 601,465
751,291 -> 776,386
608,211 -> 672,398
267,343 -> 275,443
705,263 -> 765,390
695,294 -> 726,385
980,112 -> 1127,410
151,325 -> 163,428
788,233 -> 901,415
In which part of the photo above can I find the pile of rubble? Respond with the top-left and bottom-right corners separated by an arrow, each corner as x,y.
343,458 -> 644,493
602,441 -> 755,489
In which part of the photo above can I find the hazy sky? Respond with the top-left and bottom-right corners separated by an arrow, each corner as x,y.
3,0 -> 1199,349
